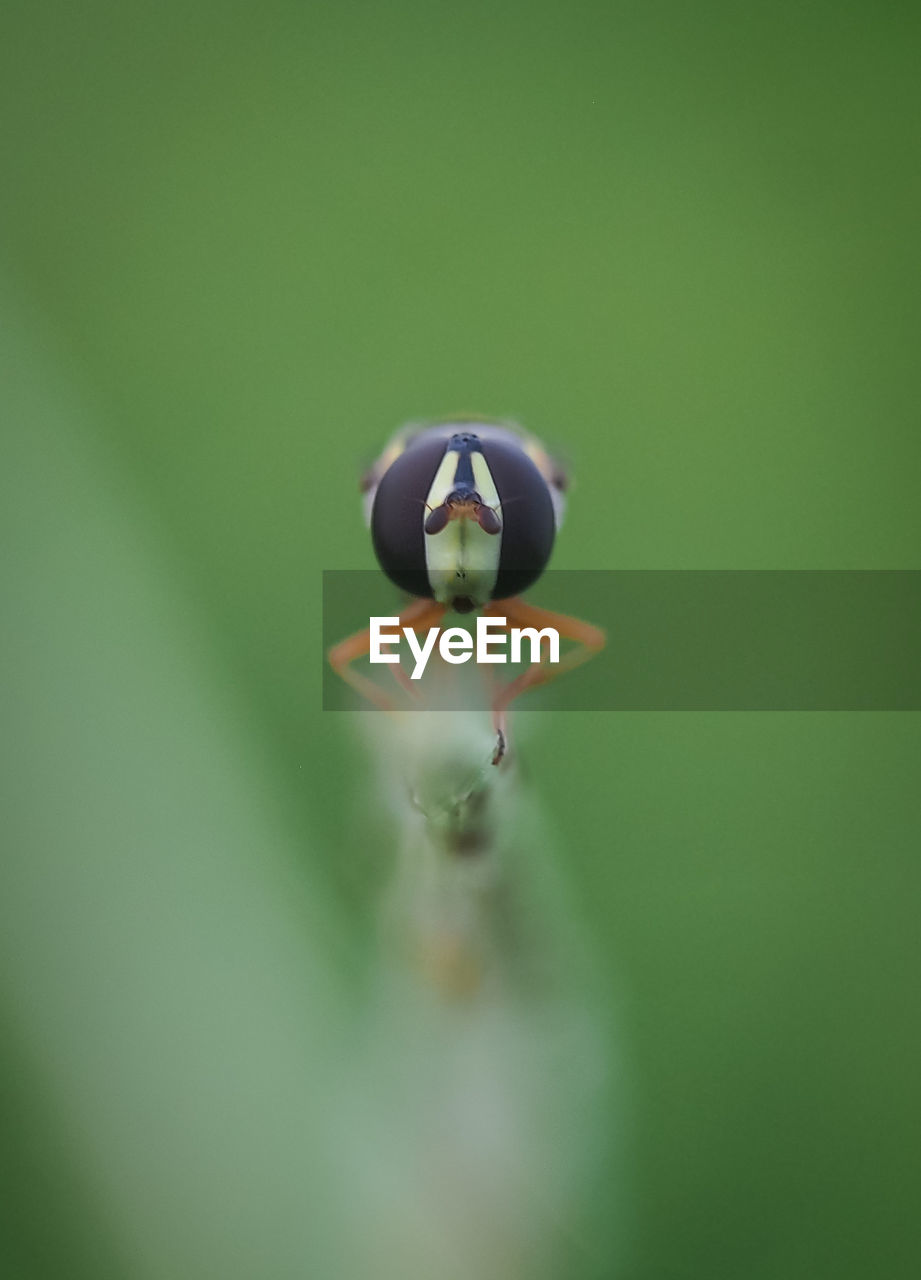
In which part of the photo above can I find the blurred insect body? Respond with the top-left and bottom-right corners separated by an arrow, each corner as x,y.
341,705 -> 615,1280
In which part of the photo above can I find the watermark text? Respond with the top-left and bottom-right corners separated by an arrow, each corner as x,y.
370,615 -> 559,680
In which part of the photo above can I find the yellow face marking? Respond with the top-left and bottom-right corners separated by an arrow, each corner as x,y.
470,451 -> 501,517
423,448 -> 503,606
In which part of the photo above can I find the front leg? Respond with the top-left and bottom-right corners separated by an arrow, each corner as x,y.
328,596 -> 447,711
482,597 -> 606,763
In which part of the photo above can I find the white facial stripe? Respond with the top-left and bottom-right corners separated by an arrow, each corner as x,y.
470,451 -> 501,516
425,450 -> 463,510
423,447 -> 503,606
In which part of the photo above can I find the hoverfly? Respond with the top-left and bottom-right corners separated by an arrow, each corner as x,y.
328,418 -> 604,763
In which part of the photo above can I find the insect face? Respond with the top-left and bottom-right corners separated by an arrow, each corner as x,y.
367,421 -> 561,611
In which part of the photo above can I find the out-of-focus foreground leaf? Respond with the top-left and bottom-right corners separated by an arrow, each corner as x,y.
0,299 -> 349,1278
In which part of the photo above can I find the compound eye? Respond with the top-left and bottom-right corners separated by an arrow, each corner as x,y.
478,438 -> 557,598
370,433 -> 447,597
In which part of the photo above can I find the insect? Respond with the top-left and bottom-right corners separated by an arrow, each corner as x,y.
328,417 -> 604,763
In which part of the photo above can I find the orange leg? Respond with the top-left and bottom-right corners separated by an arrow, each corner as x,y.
327,596 -> 447,711
482,597 -> 606,763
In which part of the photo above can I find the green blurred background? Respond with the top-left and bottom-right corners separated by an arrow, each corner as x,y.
2,1 -> 919,1277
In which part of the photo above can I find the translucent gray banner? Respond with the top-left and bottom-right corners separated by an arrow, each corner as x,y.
322,570 -> 921,711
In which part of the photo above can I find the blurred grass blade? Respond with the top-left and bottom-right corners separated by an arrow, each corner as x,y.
0,296 -> 349,1278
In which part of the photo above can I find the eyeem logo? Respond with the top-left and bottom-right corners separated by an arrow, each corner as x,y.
370,616 -> 560,681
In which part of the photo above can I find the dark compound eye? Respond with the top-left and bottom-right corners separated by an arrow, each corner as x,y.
478,437 -> 556,599
371,432 -> 447,597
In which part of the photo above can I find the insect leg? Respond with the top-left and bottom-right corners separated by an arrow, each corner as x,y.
327,596 -> 447,711
481,597 -> 606,762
